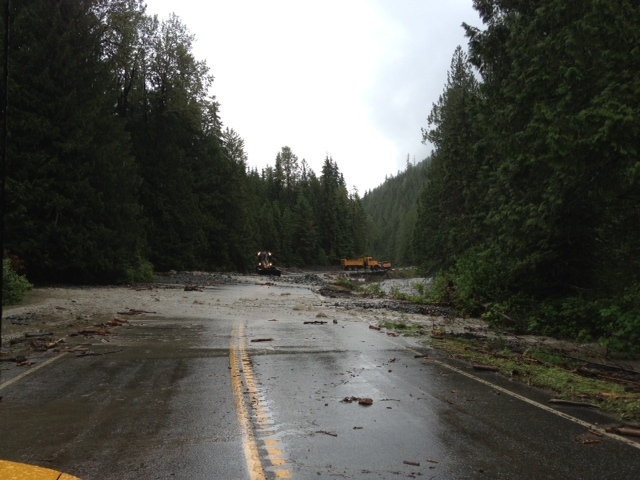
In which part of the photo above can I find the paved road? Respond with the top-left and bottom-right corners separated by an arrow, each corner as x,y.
1,281 -> 639,479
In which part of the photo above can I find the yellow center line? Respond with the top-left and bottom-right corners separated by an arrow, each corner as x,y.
230,325 -> 266,480
230,324 -> 291,478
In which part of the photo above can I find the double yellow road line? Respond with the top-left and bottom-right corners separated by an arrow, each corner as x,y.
230,324 -> 291,479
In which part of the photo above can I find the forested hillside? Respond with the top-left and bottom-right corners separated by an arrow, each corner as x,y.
361,159 -> 429,267
2,0 -> 639,351
413,0 -> 640,351
1,0 -> 368,282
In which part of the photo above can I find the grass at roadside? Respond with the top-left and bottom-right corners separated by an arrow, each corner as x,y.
331,274 -> 431,302
378,320 -> 426,336
381,321 -> 640,422
432,336 -> 640,422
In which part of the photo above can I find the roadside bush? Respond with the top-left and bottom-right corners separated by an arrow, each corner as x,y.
122,257 -> 156,284
2,258 -> 33,305
363,282 -> 386,298
334,277 -> 357,291
596,288 -> 640,354
426,272 -> 459,306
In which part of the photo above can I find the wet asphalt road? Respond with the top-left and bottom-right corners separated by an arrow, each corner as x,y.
1,281 -> 639,479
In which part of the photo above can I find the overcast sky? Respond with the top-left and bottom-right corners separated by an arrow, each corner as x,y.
144,0 -> 482,193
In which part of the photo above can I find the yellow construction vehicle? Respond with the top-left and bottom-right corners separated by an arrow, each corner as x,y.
341,257 -> 392,271
256,250 -> 281,276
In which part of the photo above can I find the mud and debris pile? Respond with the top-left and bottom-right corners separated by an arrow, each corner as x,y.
153,271 -> 243,287
153,271 -> 328,288
276,273 -> 328,287
316,284 -> 450,317
342,299 -> 450,317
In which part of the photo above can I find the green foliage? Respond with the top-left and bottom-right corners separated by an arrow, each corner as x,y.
334,277 -> 357,291
413,0 -> 640,351
7,0 -> 637,360
427,272 -> 459,306
522,348 -> 567,367
361,160 -> 429,267
251,153 -> 366,267
362,282 -> 385,298
2,259 -> 33,305
596,290 -> 640,354
122,258 -> 156,284
390,286 -> 428,305
378,320 -> 425,337
3,1 -> 373,281
6,0 -> 145,282
431,337 -> 640,421
413,46 -> 483,275
412,282 -> 425,296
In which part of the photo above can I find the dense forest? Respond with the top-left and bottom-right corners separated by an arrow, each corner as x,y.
2,0 -> 639,350
1,0 -> 371,282
411,0 -> 640,351
360,159 -> 428,267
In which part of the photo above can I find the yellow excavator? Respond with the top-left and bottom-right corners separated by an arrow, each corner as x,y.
256,250 -> 281,277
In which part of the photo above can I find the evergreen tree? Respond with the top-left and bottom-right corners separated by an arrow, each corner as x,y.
318,157 -> 352,261
362,160 -> 429,267
414,46 -> 481,275
292,192 -> 318,265
274,146 -> 300,205
126,13 -> 216,270
462,1 -> 640,306
5,0 -> 145,282
406,0 -> 640,346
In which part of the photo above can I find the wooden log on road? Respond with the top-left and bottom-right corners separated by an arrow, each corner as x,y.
472,364 -> 499,372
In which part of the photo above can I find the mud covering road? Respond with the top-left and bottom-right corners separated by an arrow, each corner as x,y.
1,271 -> 451,360
2,270 -> 638,391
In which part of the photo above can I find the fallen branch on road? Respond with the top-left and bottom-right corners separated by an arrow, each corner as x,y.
72,329 -> 111,336
472,364 -> 499,372
341,396 -> 373,406
184,285 -> 203,292
76,349 -> 123,357
549,398 -> 599,409
605,426 -> 640,438
117,309 -> 157,315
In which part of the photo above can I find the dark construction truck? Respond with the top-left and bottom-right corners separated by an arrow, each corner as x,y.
256,250 -> 281,276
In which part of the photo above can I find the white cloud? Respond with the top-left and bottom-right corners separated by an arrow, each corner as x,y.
144,0 -> 480,193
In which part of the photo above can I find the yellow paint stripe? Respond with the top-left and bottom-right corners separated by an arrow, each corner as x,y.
230,327 -> 266,480
0,353 -> 68,391
234,324 -> 292,478
0,460 -> 81,480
